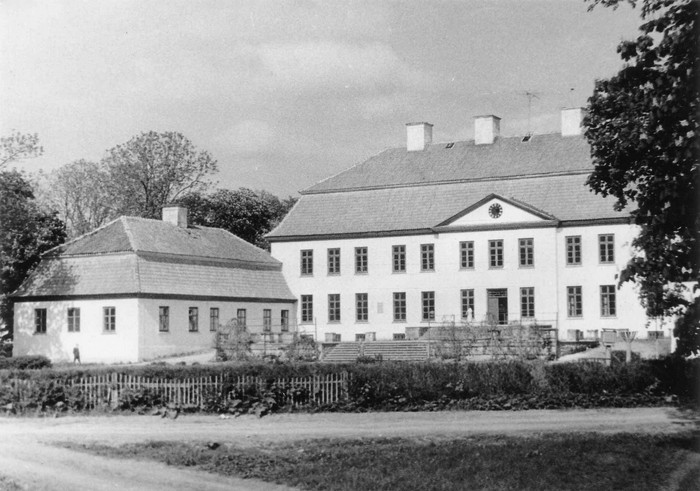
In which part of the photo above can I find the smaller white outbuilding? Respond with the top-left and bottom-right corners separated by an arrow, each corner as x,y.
12,205 -> 297,363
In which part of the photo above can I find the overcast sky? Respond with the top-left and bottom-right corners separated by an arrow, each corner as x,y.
1,0 -> 641,197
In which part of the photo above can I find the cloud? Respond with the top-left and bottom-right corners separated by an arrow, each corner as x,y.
217,120 -> 276,156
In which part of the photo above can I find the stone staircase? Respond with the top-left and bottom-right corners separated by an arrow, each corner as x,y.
322,341 -> 429,363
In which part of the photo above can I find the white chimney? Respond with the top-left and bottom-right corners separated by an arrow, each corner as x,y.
162,205 -> 188,228
561,107 -> 586,136
474,115 -> 501,145
406,122 -> 433,151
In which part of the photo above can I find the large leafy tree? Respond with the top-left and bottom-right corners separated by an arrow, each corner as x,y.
584,0 -> 698,354
179,188 -> 297,249
102,131 -> 218,219
0,131 -> 43,169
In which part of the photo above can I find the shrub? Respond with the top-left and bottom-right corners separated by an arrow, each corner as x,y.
0,355 -> 52,370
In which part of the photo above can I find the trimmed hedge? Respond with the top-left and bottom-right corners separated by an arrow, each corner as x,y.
0,358 -> 697,415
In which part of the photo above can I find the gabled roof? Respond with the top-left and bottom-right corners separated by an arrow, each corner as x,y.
436,193 -> 557,227
49,216 -> 279,266
304,133 -> 591,194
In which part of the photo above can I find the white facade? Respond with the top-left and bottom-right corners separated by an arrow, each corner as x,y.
271,197 -> 657,342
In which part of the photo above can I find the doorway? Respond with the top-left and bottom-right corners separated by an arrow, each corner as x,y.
487,289 -> 508,325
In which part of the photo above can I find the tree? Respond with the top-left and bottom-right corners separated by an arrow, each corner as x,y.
39,160 -> 113,238
179,188 -> 297,249
102,131 -> 218,219
584,0 -> 699,355
0,170 -> 66,342
0,131 -> 43,169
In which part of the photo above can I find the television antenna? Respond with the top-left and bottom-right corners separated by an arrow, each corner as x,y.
522,91 -> 541,135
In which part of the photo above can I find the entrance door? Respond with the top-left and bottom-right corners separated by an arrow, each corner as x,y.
487,289 -> 508,325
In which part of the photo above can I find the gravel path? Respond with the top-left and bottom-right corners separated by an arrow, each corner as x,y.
0,407 -> 696,490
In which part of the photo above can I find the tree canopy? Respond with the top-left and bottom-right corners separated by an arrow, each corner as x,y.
584,0 -> 698,354
0,131 -> 43,169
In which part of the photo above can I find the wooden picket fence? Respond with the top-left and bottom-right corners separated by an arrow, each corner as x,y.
6,371 -> 349,411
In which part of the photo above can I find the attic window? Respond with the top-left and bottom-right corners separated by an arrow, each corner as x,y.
445,142 -> 455,149
521,134 -> 533,142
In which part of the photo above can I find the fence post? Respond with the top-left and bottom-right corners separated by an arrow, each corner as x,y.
110,372 -> 119,409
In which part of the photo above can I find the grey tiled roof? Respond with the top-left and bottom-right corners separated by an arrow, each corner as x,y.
305,134 -> 592,193
268,173 -> 624,238
52,216 -> 279,265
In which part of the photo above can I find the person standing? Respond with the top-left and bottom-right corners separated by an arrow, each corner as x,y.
73,345 -> 81,364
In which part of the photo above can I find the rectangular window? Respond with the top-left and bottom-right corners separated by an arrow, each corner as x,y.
263,309 -> 272,331
103,307 -> 116,332
599,234 -> 615,263
327,248 -> 341,275
328,294 -> 341,322
566,236 -> 582,265
420,243 -> 435,271
461,289 -> 475,320
188,307 -> 199,332
281,310 -> 289,332
35,308 -> 47,334
356,293 -> 368,322
67,308 -> 80,332
393,292 -> 407,321
392,245 -> 406,273
159,306 -> 170,332
236,309 -> 247,329
301,295 -> 313,323
600,285 -> 617,317
421,291 -> 435,321
355,247 -> 368,273
519,238 -> 534,267
520,287 -> 535,318
489,239 -> 503,268
300,249 -> 313,275
460,241 -> 474,269
567,287 -> 583,317
209,307 -> 219,332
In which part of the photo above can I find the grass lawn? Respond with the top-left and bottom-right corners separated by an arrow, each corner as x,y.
64,432 -> 699,491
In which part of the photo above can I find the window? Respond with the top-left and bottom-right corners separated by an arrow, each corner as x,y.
599,234 -> 615,263
301,295 -> 313,323
327,248 -> 340,275
300,249 -> 313,275
567,287 -> 582,317
461,289 -> 475,320
421,243 -> 435,271
393,292 -> 406,321
520,287 -> 535,318
159,306 -> 169,332
328,294 -> 341,322
281,310 -> 289,332
236,309 -> 247,329
519,238 -> 534,267
421,291 -> 435,321
392,245 -> 406,273
67,308 -> 80,332
263,309 -> 272,331
566,236 -> 581,265
103,307 -> 116,332
356,293 -> 368,322
460,241 -> 474,269
188,307 -> 199,332
600,285 -> 617,317
209,307 -> 219,332
35,308 -> 47,334
355,247 -> 368,273
489,240 -> 503,268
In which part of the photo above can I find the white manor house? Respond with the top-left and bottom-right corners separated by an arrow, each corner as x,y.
268,108 -> 669,344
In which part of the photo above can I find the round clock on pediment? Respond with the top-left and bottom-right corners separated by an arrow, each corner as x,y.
488,203 -> 503,219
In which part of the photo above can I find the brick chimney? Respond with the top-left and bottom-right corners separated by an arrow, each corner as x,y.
474,115 -> 500,145
561,107 -> 586,136
406,122 -> 433,151
162,205 -> 188,228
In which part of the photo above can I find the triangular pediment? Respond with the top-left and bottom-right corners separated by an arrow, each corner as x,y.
438,194 -> 556,227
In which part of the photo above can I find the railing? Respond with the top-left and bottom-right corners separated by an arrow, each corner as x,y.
6,371 -> 349,410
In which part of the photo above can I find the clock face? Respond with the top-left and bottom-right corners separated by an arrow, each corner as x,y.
488,203 -> 503,219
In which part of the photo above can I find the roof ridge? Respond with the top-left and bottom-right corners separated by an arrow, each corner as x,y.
120,216 -> 139,251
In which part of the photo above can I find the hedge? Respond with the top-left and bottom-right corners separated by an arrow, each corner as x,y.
0,358 -> 697,416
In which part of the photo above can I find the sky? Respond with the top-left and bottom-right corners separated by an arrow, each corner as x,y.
1,0 -> 642,197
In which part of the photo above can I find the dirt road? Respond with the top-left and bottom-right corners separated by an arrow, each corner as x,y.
0,407 -> 696,491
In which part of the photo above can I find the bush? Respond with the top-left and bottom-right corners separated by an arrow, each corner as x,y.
0,355 -> 51,370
